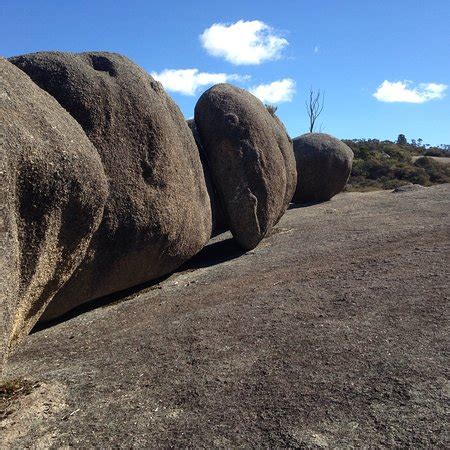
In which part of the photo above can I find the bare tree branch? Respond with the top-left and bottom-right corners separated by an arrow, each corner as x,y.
305,87 -> 325,132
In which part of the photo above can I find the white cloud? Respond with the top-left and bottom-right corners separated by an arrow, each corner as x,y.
200,20 -> 288,65
151,68 -> 248,96
373,80 -> 447,103
250,78 -> 296,104
314,45 -> 320,54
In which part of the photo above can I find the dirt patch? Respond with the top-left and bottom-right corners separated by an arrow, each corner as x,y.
1,379 -> 35,420
1,380 -> 67,447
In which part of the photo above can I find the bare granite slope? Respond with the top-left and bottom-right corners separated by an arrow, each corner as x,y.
2,184 -> 449,447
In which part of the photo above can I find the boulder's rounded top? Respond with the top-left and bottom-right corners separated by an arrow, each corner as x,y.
294,133 -> 354,157
292,132 -> 353,203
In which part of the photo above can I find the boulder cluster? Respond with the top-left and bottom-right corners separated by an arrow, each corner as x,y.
1,51 -> 353,371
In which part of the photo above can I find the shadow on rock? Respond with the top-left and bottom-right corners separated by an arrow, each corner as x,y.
288,200 -> 328,209
31,272 -> 172,334
181,236 -> 246,270
32,236 -> 245,333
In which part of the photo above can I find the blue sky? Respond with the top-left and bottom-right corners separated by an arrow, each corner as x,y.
2,0 -> 449,145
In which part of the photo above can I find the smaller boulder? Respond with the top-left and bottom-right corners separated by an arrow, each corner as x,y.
292,133 -> 353,203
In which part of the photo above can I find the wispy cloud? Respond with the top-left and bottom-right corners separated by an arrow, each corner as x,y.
250,78 -> 296,104
151,68 -> 249,96
200,20 -> 288,65
373,80 -> 447,103
314,45 -> 320,54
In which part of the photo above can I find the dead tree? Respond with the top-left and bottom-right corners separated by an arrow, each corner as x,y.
305,88 -> 324,133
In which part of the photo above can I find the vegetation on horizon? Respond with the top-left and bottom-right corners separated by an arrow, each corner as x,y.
344,135 -> 450,191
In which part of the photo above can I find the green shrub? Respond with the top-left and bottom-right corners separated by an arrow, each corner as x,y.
344,139 -> 450,192
393,163 -> 430,185
414,157 -> 450,183
424,148 -> 450,157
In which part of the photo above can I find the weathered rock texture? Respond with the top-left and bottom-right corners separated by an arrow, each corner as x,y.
10,52 -> 212,321
292,133 -> 354,203
194,83 -> 296,250
0,57 -> 108,369
187,119 -> 226,235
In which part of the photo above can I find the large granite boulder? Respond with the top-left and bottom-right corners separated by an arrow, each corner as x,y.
292,133 -> 354,203
194,83 -> 296,250
10,52 -> 212,321
0,58 -> 108,369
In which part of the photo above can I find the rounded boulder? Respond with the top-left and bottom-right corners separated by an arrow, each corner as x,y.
194,83 -> 296,250
0,58 -> 108,364
10,52 -> 212,320
292,133 -> 354,203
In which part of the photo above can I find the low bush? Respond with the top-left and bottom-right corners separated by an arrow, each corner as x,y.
414,157 -> 450,183
424,148 -> 450,157
343,139 -> 450,191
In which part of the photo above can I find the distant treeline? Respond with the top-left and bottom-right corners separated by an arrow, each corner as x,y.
342,137 -> 450,191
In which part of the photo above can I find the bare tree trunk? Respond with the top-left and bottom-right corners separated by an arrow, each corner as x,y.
306,88 -> 324,133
